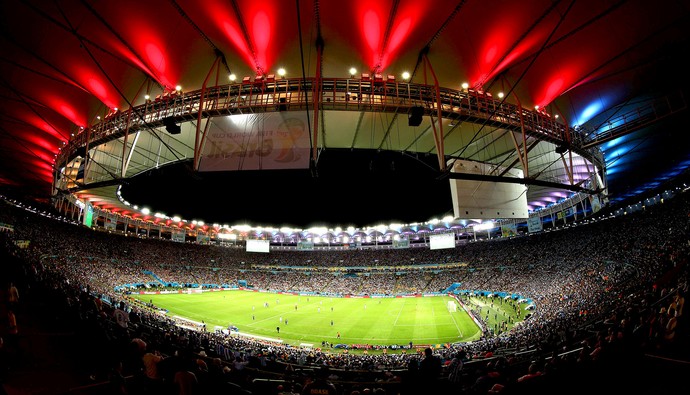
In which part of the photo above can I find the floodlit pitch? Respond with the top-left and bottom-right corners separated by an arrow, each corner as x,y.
130,290 -> 523,349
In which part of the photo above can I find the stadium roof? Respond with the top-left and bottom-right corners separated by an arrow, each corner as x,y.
1,0 -> 689,229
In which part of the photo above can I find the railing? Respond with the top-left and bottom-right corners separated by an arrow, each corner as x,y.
580,90 -> 687,149
57,77 -> 577,167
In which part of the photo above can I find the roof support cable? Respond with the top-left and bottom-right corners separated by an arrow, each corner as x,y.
451,0 -> 576,169
409,1 -> 468,82
168,0 -> 232,75
55,2 -> 184,171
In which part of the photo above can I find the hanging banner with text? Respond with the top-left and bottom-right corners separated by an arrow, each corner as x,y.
527,216 -> 543,233
199,112 -> 311,172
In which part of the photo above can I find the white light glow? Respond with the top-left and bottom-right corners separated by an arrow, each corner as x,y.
474,221 -> 495,231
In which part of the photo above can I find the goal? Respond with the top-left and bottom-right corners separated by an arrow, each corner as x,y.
447,300 -> 458,312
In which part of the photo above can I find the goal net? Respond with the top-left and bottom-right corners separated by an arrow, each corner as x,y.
447,300 -> 457,312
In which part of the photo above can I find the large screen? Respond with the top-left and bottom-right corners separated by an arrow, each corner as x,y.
430,233 -> 455,250
246,239 -> 270,253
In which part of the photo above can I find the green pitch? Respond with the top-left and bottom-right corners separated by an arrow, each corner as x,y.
130,291 -> 484,347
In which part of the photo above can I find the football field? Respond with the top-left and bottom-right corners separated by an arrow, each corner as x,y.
131,290 -> 483,347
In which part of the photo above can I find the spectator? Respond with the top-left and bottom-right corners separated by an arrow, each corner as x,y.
173,356 -> 198,395
7,282 -> 19,311
301,366 -> 338,395
447,349 -> 466,389
141,343 -> 165,394
418,347 -> 442,390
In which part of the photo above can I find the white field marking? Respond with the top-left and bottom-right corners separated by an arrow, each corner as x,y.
448,308 -> 463,338
392,298 -> 406,326
330,334 -> 463,343
393,323 -> 457,327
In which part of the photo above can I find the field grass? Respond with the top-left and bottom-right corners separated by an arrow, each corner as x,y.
131,290 -> 486,348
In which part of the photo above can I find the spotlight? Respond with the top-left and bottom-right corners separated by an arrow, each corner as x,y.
163,116 -> 181,135
408,106 -> 424,127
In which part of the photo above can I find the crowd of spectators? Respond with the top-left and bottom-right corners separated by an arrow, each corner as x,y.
0,187 -> 688,394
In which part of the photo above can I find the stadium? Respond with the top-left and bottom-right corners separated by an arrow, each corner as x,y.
1,189 -> 688,394
0,1 -> 689,395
